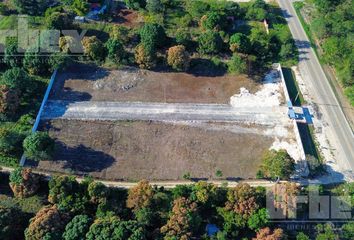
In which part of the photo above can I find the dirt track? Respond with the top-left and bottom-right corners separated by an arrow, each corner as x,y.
34,120 -> 274,181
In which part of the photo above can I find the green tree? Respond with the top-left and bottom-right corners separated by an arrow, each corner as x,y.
146,0 -> 163,13
23,49 -> 49,75
62,215 -> 92,240
12,0 -> 48,15
86,217 -> 145,240
23,131 -> 55,161
4,38 -> 23,68
139,23 -> 166,50
125,0 -> 146,10
200,12 -> 226,30
259,150 -> 295,180
0,67 -> 31,92
341,222 -> 354,240
198,31 -> 223,54
185,0 -> 210,20
297,232 -> 310,240
48,175 -> 89,213
48,52 -> 72,71
105,39 -> 126,64
46,12 -> 73,30
228,54 -> 247,74
229,33 -> 250,53
72,0 -> 89,16
175,28 -> 192,47
315,224 -> 339,240
246,0 -> 268,21
88,181 -> 108,203
247,208 -> 269,231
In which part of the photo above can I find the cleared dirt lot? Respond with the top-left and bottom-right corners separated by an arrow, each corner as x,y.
51,64 -> 259,104
32,120 -> 274,181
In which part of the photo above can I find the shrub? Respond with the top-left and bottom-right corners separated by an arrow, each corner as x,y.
259,149 -> 295,180
9,167 -> 40,198
81,36 -> 107,62
105,39 -> 126,64
48,52 -> 72,71
0,85 -> 20,115
228,54 -> 247,74
167,45 -> 190,71
229,33 -> 251,53
4,38 -> 23,68
0,128 -> 23,154
46,12 -> 73,30
0,67 -> 31,92
344,86 -> 354,106
110,25 -> 130,43
198,31 -> 223,54
134,44 -> 156,69
71,0 -> 90,16
23,131 -> 55,161
175,28 -> 192,47
23,49 -> 49,75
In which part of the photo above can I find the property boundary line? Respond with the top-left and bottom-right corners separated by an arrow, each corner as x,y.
276,63 -> 309,177
20,69 -> 58,166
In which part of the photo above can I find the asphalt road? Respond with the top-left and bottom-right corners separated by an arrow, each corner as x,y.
277,0 -> 354,171
42,100 -> 289,126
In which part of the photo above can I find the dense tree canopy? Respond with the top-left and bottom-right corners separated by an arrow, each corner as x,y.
62,215 -> 92,240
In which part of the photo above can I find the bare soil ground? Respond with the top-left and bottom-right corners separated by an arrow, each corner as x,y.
51,64 -> 259,104
31,120 -> 273,181
112,9 -> 143,28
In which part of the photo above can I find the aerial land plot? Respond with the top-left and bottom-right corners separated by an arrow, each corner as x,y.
50,64 -> 259,104
30,120 -> 277,181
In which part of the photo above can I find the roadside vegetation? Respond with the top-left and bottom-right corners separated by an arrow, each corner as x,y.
1,171 -> 354,240
293,0 -> 353,106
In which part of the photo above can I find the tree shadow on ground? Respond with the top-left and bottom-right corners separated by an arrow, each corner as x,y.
59,143 -> 115,173
188,58 -> 227,77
